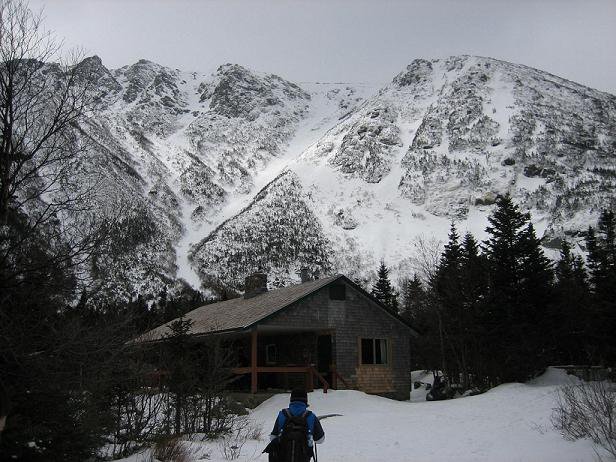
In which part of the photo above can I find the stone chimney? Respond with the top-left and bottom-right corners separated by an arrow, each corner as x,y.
244,271 -> 268,299
299,267 -> 311,283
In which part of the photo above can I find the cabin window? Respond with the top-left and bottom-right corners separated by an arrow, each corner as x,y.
360,338 -> 388,365
329,284 -> 346,300
265,344 -> 277,365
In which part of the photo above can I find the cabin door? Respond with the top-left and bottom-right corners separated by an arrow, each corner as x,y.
317,334 -> 333,387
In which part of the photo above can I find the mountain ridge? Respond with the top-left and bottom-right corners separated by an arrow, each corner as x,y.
42,54 -> 616,298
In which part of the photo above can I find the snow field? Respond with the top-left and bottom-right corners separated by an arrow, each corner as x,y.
115,368 -> 603,462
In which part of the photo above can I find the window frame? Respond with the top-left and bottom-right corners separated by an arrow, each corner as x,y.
359,337 -> 390,366
328,284 -> 346,301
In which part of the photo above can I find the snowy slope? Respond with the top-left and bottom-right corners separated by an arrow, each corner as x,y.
112,368 -> 604,462
60,55 -> 616,298
71,57 -> 376,300
191,55 -> 616,289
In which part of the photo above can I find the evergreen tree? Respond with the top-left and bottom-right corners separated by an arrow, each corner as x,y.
401,273 -> 443,371
459,232 -> 490,387
519,223 -> 553,292
598,210 -> 616,267
400,274 -> 432,370
586,226 -> 601,288
430,223 -> 469,386
482,194 -> 551,382
400,274 -> 426,324
594,210 -> 616,296
441,222 -> 462,268
163,316 -> 196,435
585,210 -> 616,363
518,223 -> 553,350
483,194 -> 530,298
431,223 -> 463,320
371,260 -> 398,311
459,233 -> 487,309
552,240 -> 590,363
555,240 -> 575,283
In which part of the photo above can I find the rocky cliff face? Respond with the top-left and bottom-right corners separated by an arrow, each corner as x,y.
189,56 -> 616,291
42,55 -> 616,298
63,57 -> 367,300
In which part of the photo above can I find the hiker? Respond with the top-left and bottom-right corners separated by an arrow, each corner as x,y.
267,388 -> 325,462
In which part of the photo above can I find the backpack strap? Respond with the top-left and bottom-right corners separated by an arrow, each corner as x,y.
281,408 -> 291,430
301,410 -> 313,434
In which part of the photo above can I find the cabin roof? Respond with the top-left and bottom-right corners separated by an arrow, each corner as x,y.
135,275 -> 341,342
134,274 -> 418,343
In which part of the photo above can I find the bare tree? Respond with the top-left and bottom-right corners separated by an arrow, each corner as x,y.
409,233 -> 442,282
0,0 -> 108,292
0,2 -> 126,460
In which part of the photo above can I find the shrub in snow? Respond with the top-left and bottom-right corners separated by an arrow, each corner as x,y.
150,436 -> 198,462
218,416 -> 263,460
552,380 -> 616,459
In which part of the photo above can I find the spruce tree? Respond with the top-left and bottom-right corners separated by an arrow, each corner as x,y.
400,274 -> 426,324
585,210 -> 616,363
371,260 -> 398,312
482,194 -> 551,382
518,223 -> 553,344
598,210 -> 616,266
431,223 -> 469,386
595,210 -> 616,297
459,232 -> 489,387
483,194 -> 529,298
586,226 -> 601,288
460,233 -> 487,308
552,240 -> 590,363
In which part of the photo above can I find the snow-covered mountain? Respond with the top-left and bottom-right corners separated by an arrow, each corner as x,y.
69,55 -> 616,298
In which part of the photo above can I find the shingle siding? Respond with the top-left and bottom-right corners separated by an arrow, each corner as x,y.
260,279 -> 411,400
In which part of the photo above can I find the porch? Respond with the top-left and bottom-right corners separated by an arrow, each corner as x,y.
230,327 -> 349,394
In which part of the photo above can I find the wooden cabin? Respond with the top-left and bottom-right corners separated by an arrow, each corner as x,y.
138,272 -> 418,400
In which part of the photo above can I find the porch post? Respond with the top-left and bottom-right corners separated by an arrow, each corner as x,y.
251,328 -> 258,394
306,368 -> 314,392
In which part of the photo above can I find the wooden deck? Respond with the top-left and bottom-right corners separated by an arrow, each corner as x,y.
231,364 -> 330,393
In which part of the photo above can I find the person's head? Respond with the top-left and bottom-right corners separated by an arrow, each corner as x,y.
0,381 -> 9,434
290,388 -> 308,405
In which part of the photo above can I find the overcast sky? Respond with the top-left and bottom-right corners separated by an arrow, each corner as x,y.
28,0 -> 616,94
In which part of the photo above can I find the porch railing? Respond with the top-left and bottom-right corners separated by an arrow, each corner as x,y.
331,365 -> 350,390
231,365 -> 331,393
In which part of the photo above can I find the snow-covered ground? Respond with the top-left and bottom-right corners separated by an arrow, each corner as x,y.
115,368 -> 604,462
